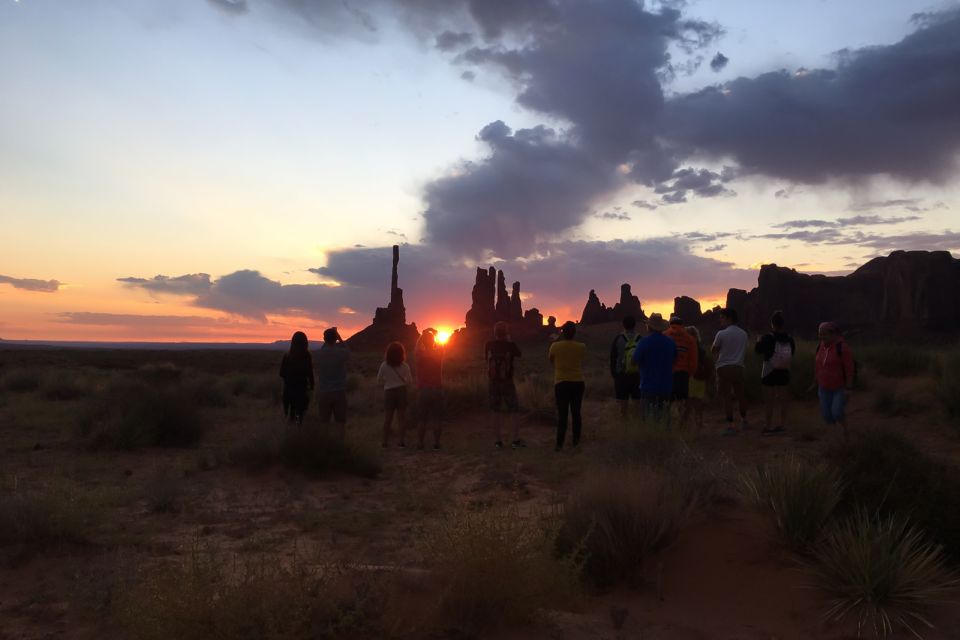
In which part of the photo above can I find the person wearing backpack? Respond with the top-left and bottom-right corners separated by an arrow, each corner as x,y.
666,314 -> 699,421
550,321 -> 587,450
680,326 -> 710,430
754,310 -> 796,436
377,341 -> 413,448
610,315 -> 642,417
485,321 -> 523,449
811,321 -> 855,440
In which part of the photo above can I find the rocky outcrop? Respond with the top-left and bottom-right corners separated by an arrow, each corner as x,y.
580,290 -> 613,324
347,245 -> 419,351
465,267 -> 497,330
673,296 -> 703,324
580,284 -> 647,325
727,250 -> 960,336
510,282 -> 524,322
464,267 -> 541,334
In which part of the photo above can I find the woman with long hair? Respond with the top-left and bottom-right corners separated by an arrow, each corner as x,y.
377,341 -> 413,447
279,331 -> 314,425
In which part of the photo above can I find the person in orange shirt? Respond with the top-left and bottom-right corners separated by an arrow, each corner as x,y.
665,315 -> 698,420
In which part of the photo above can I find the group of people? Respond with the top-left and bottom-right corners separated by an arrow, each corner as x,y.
278,309 -> 857,452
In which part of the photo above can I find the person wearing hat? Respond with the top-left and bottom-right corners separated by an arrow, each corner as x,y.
665,314 -> 698,421
631,313 -> 677,426
315,327 -> 351,440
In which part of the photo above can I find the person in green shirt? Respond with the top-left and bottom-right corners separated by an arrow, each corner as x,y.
548,321 -> 587,451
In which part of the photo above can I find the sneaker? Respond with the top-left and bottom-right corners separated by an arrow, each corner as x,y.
721,427 -> 738,437
494,441 -> 503,449
511,439 -> 526,449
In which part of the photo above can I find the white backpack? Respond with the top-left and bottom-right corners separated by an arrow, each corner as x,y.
770,340 -> 793,370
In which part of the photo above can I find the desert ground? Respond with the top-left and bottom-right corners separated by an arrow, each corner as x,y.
2,324 -> 959,640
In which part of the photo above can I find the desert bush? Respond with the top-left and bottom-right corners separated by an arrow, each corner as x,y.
0,481 -> 97,563
815,509 -> 958,639
426,505 -> 580,633
441,373 -> 487,414
860,345 -> 933,379
113,549 -> 387,640
220,372 -> 280,403
515,373 -> 556,425
939,351 -> 960,425
230,427 -> 381,479
825,430 -> 960,563
741,456 -> 842,551
77,380 -> 204,449
3,368 -> 41,393
42,371 -> 89,401
557,467 -> 693,588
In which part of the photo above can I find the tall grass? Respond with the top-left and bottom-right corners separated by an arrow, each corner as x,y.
815,510 -> 957,639
229,426 -> 382,479
859,345 -> 933,378
741,456 -> 842,551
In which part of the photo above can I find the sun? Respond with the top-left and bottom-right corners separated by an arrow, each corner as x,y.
435,328 -> 452,345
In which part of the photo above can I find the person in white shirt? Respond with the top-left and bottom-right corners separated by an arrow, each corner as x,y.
711,308 -> 749,435
377,341 -> 413,448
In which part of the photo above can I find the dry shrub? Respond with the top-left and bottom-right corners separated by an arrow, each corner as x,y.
425,505 -> 580,634
0,479 -> 97,564
3,368 -> 41,393
558,467 -> 694,588
815,509 -> 958,639
859,345 -> 933,379
230,426 -> 382,479
42,371 -> 89,401
741,456 -> 842,551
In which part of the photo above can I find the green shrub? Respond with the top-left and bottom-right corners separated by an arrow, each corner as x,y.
860,345 -> 933,378
3,368 -> 41,393
557,468 -> 693,588
939,351 -> 960,425
815,509 -> 958,639
426,506 -> 580,633
825,430 -> 960,563
741,456 -> 842,551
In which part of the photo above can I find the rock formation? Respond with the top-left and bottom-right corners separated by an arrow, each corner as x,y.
464,267 -> 542,334
346,245 -> 419,351
465,267 -> 497,330
673,296 -> 703,324
510,282 -> 524,322
727,250 -> 960,336
494,270 -> 511,321
580,284 -> 647,325
579,290 -> 613,324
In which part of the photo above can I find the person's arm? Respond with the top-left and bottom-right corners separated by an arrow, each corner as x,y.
711,333 -> 722,356
610,335 -> 621,377
632,340 -> 643,367
807,344 -> 820,393
402,363 -> 414,387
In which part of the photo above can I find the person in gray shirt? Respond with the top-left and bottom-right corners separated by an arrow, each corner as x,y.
315,327 -> 350,439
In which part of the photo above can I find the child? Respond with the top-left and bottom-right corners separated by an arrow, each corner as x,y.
279,331 -> 314,424
378,341 -> 413,447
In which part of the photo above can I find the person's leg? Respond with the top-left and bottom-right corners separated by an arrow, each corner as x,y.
570,382 -> 585,446
556,383 -> 570,448
717,367 -> 734,423
433,390 -> 443,448
832,390 -> 848,441
382,406 -> 393,448
734,368 -> 747,426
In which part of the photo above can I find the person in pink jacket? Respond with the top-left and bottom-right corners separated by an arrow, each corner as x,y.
812,322 -> 855,439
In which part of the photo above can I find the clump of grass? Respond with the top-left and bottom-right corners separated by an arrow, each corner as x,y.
741,456 -> 842,551
815,509 -> 958,639
860,345 -> 933,379
0,480 -> 96,563
557,467 -> 693,588
425,505 -> 580,633
3,368 -> 41,393
77,380 -> 204,450
230,427 -> 381,479
871,382 -> 924,417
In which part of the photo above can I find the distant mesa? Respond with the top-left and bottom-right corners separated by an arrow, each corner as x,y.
346,245 -> 419,352
673,296 -> 703,325
579,283 -> 646,325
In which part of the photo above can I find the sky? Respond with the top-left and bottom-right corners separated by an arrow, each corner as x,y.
1,0 -> 959,342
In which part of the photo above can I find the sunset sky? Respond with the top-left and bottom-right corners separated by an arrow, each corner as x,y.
2,0 -> 959,342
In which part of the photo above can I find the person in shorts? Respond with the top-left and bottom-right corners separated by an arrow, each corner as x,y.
711,308 -> 749,435
314,327 -> 350,439
609,315 -> 642,417
415,329 -> 444,450
665,314 -> 698,417
681,326 -> 710,430
485,321 -> 522,449
279,331 -> 314,425
754,311 -> 795,436
377,341 -> 413,448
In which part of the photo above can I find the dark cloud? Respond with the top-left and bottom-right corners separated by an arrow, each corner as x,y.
774,189 -> 790,199
772,215 -> 922,229
206,0 -> 249,16
709,52 -> 729,72
435,30 -> 473,51
117,273 -> 212,296
847,198 -> 921,211
594,211 -> 632,221
704,244 -> 726,252
756,228 -> 848,243
0,275 -> 60,293
665,9 -> 960,183
654,166 -> 735,204
632,200 -> 658,210
856,230 -> 960,252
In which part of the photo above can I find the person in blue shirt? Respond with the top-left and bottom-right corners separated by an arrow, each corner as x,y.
632,313 -> 677,427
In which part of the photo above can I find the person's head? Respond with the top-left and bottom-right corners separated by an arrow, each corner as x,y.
418,328 -> 437,350
289,331 -> 308,355
560,321 -> 577,340
818,321 -> 839,345
493,321 -> 509,340
686,325 -> 701,344
669,314 -> 683,328
385,341 -> 405,366
323,327 -> 341,345
647,313 -> 668,333
771,310 -> 785,331
622,315 -> 636,331
719,307 -> 738,328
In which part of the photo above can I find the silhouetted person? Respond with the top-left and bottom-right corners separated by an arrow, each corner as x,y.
810,321 -> 855,441
378,341 -> 413,448
550,321 -> 586,451
666,314 -> 698,422
712,308 -> 748,435
755,311 -> 795,436
279,331 -> 314,425
415,328 -> 444,450
486,321 -> 523,449
610,315 -> 641,417
681,326 -> 710,430
632,313 -> 676,427
315,327 -> 350,439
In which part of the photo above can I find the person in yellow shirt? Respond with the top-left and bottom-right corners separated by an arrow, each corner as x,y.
548,321 -> 587,451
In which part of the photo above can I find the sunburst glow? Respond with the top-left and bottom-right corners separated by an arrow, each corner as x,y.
435,329 -> 452,345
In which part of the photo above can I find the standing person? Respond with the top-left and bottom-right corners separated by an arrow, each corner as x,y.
681,326 -> 710,430
610,316 -> 642,417
314,327 -> 350,439
549,321 -> 587,451
632,313 -> 676,426
755,311 -> 796,436
666,315 -> 698,421
279,331 -> 314,425
377,341 -> 413,448
812,322 -> 855,440
486,321 -> 523,449
415,329 -> 444,450
711,308 -> 749,436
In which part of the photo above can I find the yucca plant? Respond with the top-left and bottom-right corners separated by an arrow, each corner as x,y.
814,509 -> 958,639
741,456 -> 842,550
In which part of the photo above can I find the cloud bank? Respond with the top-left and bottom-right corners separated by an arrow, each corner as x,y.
0,275 -> 60,293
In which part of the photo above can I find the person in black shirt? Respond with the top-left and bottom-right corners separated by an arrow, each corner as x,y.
754,311 -> 795,436
485,321 -> 523,449
279,331 -> 314,425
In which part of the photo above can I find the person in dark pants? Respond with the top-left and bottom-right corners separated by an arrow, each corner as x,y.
632,314 -> 676,427
315,327 -> 350,439
610,315 -> 642,418
549,321 -> 586,451
279,331 -> 314,425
